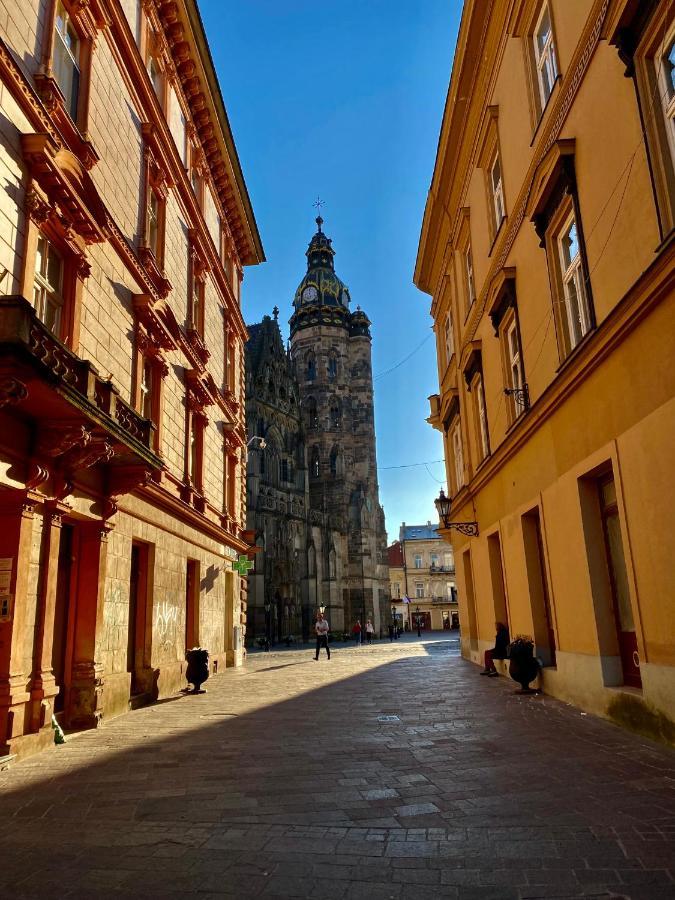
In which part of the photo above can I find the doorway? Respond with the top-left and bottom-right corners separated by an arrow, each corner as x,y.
52,523 -> 75,714
128,542 -> 149,697
598,474 -> 641,689
185,559 -> 199,651
522,509 -> 557,666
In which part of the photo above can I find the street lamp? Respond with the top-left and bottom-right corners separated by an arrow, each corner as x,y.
247,435 -> 267,449
434,489 -> 479,536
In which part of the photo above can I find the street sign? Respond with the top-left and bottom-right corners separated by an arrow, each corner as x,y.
232,555 -> 254,576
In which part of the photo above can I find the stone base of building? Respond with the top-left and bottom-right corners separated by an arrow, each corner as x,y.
463,645 -> 675,746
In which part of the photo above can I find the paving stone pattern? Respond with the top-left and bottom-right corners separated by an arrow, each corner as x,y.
0,636 -> 674,899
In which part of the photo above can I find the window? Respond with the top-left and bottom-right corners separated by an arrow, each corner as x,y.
330,400 -> 341,430
430,553 -> 439,569
311,446 -> 320,478
446,582 -> 454,600
451,422 -> 464,491
657,31 -> 675,170
465,245 -> 476,308
393,582 -> 400,598
225,451 -> 237,519
503,316 -> 526,421
147,54 -> 162,101
33,234 -> 64,335
444,311 -> 454,364
53,2 -> 81,122
534,3 -> 558,109
474,373 -> 490,461
225,333 -> 236,393
414,553 -> 422,569
415,582 -> 424,599
327,352 -> 338,379
187,413 -> 204,493
307,397 -> 318,429
189,267 -> 205,337
306,352 -> 316,381
443,550 -> 454,569
280,459 -> 289,482
139,356 -> 154,421
490,152 -> 506,231
557,213 -> 591,353
329,446 -> 339,476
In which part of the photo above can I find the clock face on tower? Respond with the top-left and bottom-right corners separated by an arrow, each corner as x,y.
302,285 -> 318,303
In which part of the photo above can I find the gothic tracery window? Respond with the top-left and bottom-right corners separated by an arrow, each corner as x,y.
311,446 -> 320,478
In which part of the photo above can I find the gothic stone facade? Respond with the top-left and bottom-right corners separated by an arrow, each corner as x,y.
246,219 -> 389,640
0,0 -> 263,760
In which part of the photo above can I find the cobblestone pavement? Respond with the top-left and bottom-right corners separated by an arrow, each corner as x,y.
1,637 -> 674,899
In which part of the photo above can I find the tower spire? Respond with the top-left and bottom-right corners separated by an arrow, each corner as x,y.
313,196 -> 324,232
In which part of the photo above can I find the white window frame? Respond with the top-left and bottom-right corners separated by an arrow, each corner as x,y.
657,28 -> 675,166
557,212 -> 591,351
505,320 -> 522,395
414,553 -> 423,569
415,582 -> 424,599
33,234 -> 65,335
444,311 -> 455,364
465,245 -> 476,308
475,374 -> 490,461
54,2 -> 81,122
490,152 -> 506,230
534,2 -> 558,109
443,550 -> 453,568
147,188 -> 160,258
451,421 -> 464,491
140,356 -> 154,421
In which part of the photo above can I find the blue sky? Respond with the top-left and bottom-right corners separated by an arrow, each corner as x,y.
200,1 -> 462,539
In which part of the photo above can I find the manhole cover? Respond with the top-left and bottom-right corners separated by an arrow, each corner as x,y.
377,715 -> 400,723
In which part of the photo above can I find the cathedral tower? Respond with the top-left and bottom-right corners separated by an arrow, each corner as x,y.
289,216 -> 389,633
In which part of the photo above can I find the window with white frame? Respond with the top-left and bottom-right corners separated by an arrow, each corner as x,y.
430,553 -> 439,568
393,582 -> 400,598
490,152 -> 506,231
451,421 -> 464,491
657,30 -> 675,166
415,582 -> 424,599
557,213 -> 591,352
414,553 -> 422,569
465,245 -> 476,308
534,2 -> 558,109
53,2 -> 81,121
444,311 -> 455,364
475,374 -> 490,461
139,356 -> 154,421
446,582 -> 454,599
444,549 -> 454,569
33,235 -> 65,335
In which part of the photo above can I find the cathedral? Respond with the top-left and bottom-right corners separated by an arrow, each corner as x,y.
245,217 -> 389,643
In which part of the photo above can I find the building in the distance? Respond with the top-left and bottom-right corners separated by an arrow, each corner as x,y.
0,0 -> 263,760
245,218 -> 389,638
389,524 -> 458,631
416,0 -> 675,738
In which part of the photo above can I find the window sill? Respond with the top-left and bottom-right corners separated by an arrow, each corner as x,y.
554,327 -> 596,376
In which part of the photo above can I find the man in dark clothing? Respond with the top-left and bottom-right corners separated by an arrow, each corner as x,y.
480,622 -> 510,676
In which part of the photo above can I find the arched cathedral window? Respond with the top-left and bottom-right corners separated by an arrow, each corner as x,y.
307,397 -> 318,429
329,547 -> 336,579
329,445 -> 341,476
327,352 -> 338,380
307,544 -> 316,576
330,400 -> 341,430
306,352 -> 316,381
311,446 -> 320,478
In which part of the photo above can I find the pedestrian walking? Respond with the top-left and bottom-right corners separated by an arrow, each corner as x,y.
480,621 -> 509,676
352,620 -> 362,646
314,611 -> 331,660
365,619 -> 374,644
388,623 -> 394,642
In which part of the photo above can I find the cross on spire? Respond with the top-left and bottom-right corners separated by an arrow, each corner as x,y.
313,196 -> 324,232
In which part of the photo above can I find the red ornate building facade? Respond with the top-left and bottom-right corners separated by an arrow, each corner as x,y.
0,0 -> 264,760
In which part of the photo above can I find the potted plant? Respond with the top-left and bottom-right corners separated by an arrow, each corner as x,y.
508,636 -> 540,694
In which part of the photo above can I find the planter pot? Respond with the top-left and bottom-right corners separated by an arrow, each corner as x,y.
508,644 -> 539,694
185,647 -> 210,693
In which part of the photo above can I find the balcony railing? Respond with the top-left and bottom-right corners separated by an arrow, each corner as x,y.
0,295 -> 154,451
430,563 -> 455,574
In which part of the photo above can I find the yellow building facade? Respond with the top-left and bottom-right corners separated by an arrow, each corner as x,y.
388,524 -> 459,632
416,0 -> 675,741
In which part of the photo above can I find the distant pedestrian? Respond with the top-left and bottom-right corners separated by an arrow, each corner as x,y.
365,620 -> 374,644
314,611 -> 331,661
388,623 -> 394,642
480,621 -> 509,676
352,620 -> 362,646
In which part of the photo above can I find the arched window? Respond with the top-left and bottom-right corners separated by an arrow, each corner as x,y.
307,544 -> 316,576
330,400 -> 341,430
268,378 -> 275,399
329,445 -> 341,476
307,397 -> 318,429
311,446 -> 320,478
306,352 -> 316,381
329,547 -> 336,578
327,352 -> 338,380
